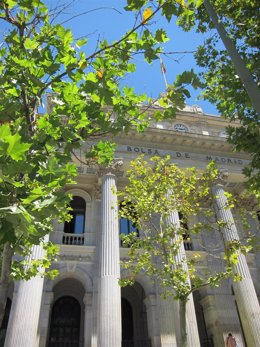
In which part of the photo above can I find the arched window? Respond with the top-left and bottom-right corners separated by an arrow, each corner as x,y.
119,202 -> 139,236
120,217 -> 139,237
48,296 -> 81,347
64,196 -> 86,234
119,203 -> 139,247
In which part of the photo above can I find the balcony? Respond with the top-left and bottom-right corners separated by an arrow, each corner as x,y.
50,231 -> 95,247
62,233 -> 84,246
184,239 -> 193,251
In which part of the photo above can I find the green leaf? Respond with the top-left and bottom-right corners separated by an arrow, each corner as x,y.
155,29 -> 169,43
0,124 -> 11,138
5,0 -> 17,9
76,38 -> 87,47
24,38 -> 38,50
6,133 -> 31,161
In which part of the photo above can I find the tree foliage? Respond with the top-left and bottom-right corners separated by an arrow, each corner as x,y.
125,0 -> 260,193
118,156 -> 254,346
0,0 -> 164,277
194,0 -> 260,194
0,0 -> 187,322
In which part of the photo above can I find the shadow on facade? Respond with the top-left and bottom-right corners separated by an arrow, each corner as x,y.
0,298 -> 12,347
121,282 -> 151,347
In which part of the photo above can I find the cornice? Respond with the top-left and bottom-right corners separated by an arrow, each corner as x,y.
115,127 -> 243,156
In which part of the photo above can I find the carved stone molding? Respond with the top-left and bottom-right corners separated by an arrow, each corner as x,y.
216,168 -> 229,184
58,254 -> 93,262
93,184 -> 102,201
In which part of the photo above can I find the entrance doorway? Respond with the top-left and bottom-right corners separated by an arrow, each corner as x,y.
48,296 -> 81,347
121,283 -> 150,347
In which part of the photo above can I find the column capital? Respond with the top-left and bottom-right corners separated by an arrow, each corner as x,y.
98,158 -> 124,181
215,168 -> 229,185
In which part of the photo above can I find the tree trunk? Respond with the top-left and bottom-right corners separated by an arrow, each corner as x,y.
204,0 -> 260,115
180,298 -> 188,347
0,242 -> 13,327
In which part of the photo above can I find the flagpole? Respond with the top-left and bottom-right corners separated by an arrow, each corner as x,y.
159,54 -> 168,90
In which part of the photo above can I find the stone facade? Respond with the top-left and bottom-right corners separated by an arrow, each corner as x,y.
1,107 -> 260,347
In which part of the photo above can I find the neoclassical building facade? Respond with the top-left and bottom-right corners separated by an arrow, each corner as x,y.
1,106 -> 260,347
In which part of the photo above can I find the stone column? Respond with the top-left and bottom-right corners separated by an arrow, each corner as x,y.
212,172 -> 260,347
97,161 -> 122,347
4,243 -> 47,347
167,209 -> 201,347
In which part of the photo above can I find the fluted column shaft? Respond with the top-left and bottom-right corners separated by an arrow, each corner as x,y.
4,243 -> 47,347
213,183 -> 260,347
97,172 -> 121,347
167,209 -> 200,347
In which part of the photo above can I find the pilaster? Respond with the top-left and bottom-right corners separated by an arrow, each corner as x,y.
144,294 -> 160,347
84,293 -> 93,347
158,296 -> 178,347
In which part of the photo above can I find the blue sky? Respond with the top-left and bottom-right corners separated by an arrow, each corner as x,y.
47,1 -> 219,115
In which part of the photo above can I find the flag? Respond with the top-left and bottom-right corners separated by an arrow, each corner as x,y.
160,58 -> 166,74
